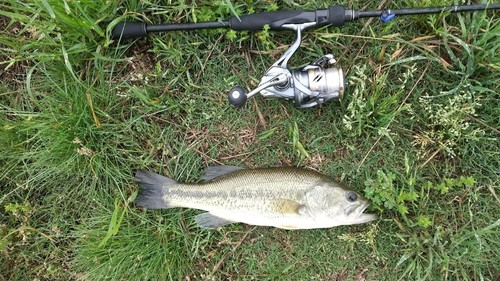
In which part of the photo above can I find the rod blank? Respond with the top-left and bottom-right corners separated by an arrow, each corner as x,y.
357,4 -> 500,18
111,3 -> 500,40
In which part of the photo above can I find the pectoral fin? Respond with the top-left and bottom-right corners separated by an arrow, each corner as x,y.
272,199 -> 304,215
195,212 -> 234,229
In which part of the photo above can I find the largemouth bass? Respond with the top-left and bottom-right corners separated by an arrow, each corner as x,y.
135,166 -> 377,229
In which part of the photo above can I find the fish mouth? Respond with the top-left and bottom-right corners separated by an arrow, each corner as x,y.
354,201 -> 377,223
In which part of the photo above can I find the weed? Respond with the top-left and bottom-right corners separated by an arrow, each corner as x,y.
342,65 -> 407,138
413,90 -> 484,158
73,204 -> 217,280
1,0 -> 499,280
363,170 -> 498,280
289,121 -> 310,162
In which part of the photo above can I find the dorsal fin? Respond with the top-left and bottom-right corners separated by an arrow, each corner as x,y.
201,165 -> 245,181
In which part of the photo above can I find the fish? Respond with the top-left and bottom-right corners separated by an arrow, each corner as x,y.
135,166 -> 377,230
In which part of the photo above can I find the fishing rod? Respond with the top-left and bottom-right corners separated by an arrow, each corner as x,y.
111,3 -> 500,108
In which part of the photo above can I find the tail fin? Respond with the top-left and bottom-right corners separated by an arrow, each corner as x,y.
135,170 -> 177,209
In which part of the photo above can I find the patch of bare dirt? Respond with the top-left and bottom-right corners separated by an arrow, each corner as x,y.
327,268 -> 349,281
123,41 -> 156,85
182,123 -> 258,165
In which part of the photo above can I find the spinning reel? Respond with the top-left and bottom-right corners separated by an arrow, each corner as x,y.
111,3 -> 499,108
227,23 -> 344,108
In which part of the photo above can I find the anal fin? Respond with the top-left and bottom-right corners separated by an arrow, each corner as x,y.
195,212 -> 234,229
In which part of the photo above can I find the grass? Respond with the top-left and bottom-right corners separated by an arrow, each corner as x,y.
1,0 -> 499,280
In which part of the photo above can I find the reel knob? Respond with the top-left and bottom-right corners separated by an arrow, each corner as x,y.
227,86 -> 247,108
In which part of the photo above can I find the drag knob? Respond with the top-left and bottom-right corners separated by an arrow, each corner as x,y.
227,86 -> 247,107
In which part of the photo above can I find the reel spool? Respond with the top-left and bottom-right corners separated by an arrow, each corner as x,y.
227,23 -> 344,108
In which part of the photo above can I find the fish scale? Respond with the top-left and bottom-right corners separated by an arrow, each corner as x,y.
168,181 -> 306,213
135,166 -> 377,229
168,169 -> 314,210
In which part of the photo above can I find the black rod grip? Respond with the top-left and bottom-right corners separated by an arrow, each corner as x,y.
228,5 -> 348,31
111,22 -> 147,40
328,5 -> 346,26
110,4 -> 350,40
229,10 -> 315,30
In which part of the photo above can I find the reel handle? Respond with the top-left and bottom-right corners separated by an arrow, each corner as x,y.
227,74 -> 289,108
227,86 -> 247,108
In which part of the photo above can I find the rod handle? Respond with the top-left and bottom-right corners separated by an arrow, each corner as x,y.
229,10 -> 311,30
111,22 -> 147,40
229,5 -> 347,31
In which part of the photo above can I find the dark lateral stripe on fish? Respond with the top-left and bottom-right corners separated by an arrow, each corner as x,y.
168,188 -> 230,200
134,167 -> 377,229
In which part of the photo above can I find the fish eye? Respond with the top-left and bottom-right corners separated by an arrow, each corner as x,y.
346,192 -> 357,202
